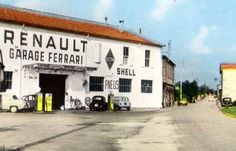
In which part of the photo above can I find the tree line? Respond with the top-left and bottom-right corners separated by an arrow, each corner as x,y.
175,80 -> 215,103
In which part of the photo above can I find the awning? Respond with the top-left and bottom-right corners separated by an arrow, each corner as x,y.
23,63 -> 97,72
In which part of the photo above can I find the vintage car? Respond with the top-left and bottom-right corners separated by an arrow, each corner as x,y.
113,96 -> 131,111
0,93 -> 26,112
178,98 -> 188,106
221,97 -> 233,107
89,96 -> 107,111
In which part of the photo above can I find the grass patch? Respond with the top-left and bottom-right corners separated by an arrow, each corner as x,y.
221,106 -> 236,118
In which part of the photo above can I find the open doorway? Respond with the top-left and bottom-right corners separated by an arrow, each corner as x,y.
39,74 -> 67,110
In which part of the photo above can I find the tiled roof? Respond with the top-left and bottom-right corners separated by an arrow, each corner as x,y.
0,5 -> 163,47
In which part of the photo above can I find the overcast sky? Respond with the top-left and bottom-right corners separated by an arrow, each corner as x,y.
0,0 -> 235,88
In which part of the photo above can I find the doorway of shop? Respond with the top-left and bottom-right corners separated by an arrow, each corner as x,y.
39,74 -> 67,110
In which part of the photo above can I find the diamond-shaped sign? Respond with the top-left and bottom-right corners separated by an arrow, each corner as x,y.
105,49 -> 115,70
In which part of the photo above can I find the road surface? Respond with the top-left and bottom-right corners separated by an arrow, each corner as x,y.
172,100 -> 236,151
0,100 -> 236,151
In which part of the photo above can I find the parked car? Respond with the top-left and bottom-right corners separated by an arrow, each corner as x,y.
113,96 -> 131,111
21,94 -> 36,110
0,93 -> 26,112
178,98 -> 188,106
221,97 -> 233,107
89,95 -> 107,111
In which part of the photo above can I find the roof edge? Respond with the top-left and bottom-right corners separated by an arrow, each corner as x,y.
162,55 -> 176,66
220,63 -> 236,73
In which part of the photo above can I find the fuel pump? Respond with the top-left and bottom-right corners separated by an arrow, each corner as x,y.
108,93 -> 114,111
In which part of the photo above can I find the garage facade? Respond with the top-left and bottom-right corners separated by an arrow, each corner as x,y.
0,5 -> 163,109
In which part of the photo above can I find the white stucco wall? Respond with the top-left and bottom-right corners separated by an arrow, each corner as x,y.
85,37 -> 163,108
221,69 -> 236,101
0,22 -> 163,109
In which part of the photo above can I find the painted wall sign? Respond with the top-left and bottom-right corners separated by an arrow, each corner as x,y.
0,27 -> 87,66
105,80 -> 119,90
9,49 -> 83,65
117,68 -> 136,76
105,49 -> 115,70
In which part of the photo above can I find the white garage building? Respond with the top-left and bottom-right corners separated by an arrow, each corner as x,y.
0,5 -> 163,109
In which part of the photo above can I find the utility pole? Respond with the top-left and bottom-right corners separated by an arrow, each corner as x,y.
180,60 -> 185,101
168,40 -> 171,58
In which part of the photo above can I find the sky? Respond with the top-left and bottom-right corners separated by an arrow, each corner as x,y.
0,0 -> 235,89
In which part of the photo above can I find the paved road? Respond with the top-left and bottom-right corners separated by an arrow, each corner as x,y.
0,100 -> 236,151
172,100 -> 236,151
0,110 -> 176,151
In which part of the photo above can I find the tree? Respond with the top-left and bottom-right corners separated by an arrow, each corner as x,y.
188,80 -> 198,102
181,80 -> 198,102
175,79 -> 213,103
175,82 -> 181,102
199,84 -> 216,96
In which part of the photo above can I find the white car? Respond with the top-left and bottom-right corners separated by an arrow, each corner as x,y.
113,96 -> 131,111
0,93 -> 26,113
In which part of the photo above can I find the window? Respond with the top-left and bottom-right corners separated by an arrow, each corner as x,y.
141,80 -> 152,93
119,78 -> 132,92
4,71 -> 13,89
123,47 -> 129,64
145,50 -> 150,67
89,76 -> 104,91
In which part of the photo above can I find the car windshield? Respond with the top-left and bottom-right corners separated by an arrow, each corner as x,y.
122,97 -> 128,101
114,97 -> 119,101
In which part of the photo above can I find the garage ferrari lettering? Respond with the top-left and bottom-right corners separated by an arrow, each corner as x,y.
105,80 -> 119,90
9,48 -> 83,65
48,52 -> 83,64
9,48 -> 45,61
117,68 -> 136,76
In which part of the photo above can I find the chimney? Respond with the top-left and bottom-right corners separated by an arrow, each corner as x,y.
105,17 -> 108,25
119,20 -> 124,32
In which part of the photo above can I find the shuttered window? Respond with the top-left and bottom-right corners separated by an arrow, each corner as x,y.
4,71 -> 13,89
119,78 -> 132,92
141,80 -> 152,93
89,76 -> 104,91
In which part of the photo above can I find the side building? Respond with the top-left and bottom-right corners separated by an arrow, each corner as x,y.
0,5 -> 164,109
219,63 -> 236,103
162,55 -> 175,107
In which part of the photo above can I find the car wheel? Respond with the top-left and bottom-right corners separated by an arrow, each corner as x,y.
10,106 -> 18,113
